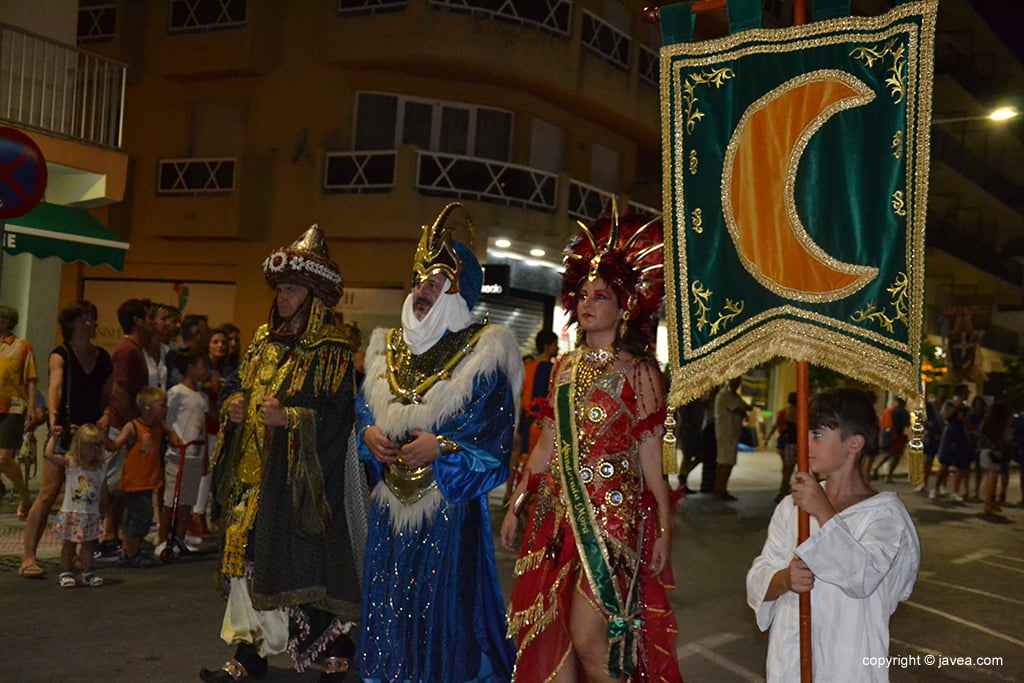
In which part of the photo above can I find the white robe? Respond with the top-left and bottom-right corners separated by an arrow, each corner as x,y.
746,490 -> 921,682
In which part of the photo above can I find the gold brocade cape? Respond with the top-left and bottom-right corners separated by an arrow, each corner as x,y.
211,298 -> 365,631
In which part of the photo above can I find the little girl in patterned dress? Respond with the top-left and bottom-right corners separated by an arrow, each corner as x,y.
45,424 -> 107,588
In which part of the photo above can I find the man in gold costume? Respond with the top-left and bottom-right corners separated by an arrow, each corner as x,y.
201,226 -> 367,682
356,203 -> 522,682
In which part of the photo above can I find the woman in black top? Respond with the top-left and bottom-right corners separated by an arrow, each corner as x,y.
19,300 -> 112,579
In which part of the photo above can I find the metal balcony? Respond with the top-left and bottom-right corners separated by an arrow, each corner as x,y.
0,21 -> 126,148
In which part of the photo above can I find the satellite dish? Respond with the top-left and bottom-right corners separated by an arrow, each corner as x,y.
291,128 -> 308,163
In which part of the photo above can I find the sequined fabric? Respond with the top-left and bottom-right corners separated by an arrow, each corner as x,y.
356,325 -> 519,682
507,350 -> 684,682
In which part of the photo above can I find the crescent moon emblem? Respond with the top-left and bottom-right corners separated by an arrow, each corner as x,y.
722,70 -> 879,302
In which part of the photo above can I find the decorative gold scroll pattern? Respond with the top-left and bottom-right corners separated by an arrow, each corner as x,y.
682,68 -> 735,133
691,281 -> 745,336
892,130 -> 904,158
891,190 -> 907,216
850,38 -> 906,103
689,149 -> 699,175
850,272 -> 909,333
691,207 -> 703,234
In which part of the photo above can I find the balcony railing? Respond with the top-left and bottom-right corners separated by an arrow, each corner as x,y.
569,179 -> 612,222
77,3 -> 117,43
0,22 -> 127,149
569,180 -> 662,223
324,151 -> 396,192
628,200 -> 661,220
169,0 -> 247,33
338,0 -> 407,14
581,10 -> 631,70
157,157 -> 236,193
417,150 -> 558,210
430,0 -> 573,38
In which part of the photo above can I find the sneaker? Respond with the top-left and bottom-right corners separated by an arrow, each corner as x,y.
94,539 -> 122,559
928,489 -> 937,500
949,493 -> 964,504
913,484 -> 927,493
938,486 -> 948,497
185,534 -> 203,547
154,541 -> 167,557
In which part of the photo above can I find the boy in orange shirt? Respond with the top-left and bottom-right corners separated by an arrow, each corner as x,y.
109,386 -> 180,568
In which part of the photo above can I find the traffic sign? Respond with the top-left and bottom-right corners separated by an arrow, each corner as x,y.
0,126 -> 48,220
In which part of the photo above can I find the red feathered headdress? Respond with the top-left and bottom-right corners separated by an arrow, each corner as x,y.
561,204 -> 665,349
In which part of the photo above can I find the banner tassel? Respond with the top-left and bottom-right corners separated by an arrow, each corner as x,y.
663,407 -> 679,475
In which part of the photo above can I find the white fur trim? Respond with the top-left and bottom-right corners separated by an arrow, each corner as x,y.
370,480 -> 444,533
362,324 -> 524,441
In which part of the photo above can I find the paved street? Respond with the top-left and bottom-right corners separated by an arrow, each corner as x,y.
1,451 -> 1022,682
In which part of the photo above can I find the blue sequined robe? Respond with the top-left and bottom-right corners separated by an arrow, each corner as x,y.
356,324 -> 522,683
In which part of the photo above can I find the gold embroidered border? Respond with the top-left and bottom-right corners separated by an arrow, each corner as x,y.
720,68 -> 879,303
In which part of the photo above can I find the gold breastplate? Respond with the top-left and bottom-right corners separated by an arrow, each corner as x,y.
383,462 -> 438,505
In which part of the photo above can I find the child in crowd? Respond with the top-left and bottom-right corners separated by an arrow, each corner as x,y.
746,388 -> 921,682
157,350 -> 209,556
109,386 -> 180,568
45,424 -> 108,588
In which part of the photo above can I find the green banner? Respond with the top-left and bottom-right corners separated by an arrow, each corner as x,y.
660,1 -> 937,405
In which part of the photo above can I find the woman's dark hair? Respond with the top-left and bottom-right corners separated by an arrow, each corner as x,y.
58,300 -> 98,342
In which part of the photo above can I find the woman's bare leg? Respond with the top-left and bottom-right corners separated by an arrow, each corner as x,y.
20,458 -> 64,569
568,587 -> 624,683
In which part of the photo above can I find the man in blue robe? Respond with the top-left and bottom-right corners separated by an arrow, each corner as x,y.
356,203 -> 522,682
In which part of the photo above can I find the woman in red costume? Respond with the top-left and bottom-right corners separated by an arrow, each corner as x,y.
501,209 -> 683,682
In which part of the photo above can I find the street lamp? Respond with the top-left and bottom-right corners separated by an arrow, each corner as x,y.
932,106 -> 1019,125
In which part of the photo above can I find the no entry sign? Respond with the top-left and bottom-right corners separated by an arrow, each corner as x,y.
0,127 -> 48,220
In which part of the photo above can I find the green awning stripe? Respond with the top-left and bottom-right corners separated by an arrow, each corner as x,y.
6,224 -> 129,250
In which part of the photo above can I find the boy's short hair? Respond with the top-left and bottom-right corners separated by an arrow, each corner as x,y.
534,330 -> 558,354
136,386 -> 167,409
808,388 -> 879,448
174,348 -> 206,376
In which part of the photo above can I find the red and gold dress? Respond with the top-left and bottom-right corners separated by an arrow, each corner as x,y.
507,349 -> 684,682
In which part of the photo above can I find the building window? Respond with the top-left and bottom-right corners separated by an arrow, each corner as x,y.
169,0 -> 247,33
354,92 -> 512,161
77,2 -> 117,42
337,0 -> 407,14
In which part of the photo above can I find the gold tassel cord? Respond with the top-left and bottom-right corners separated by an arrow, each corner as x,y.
907,406 -> 925,487
663,407 -> 679,475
